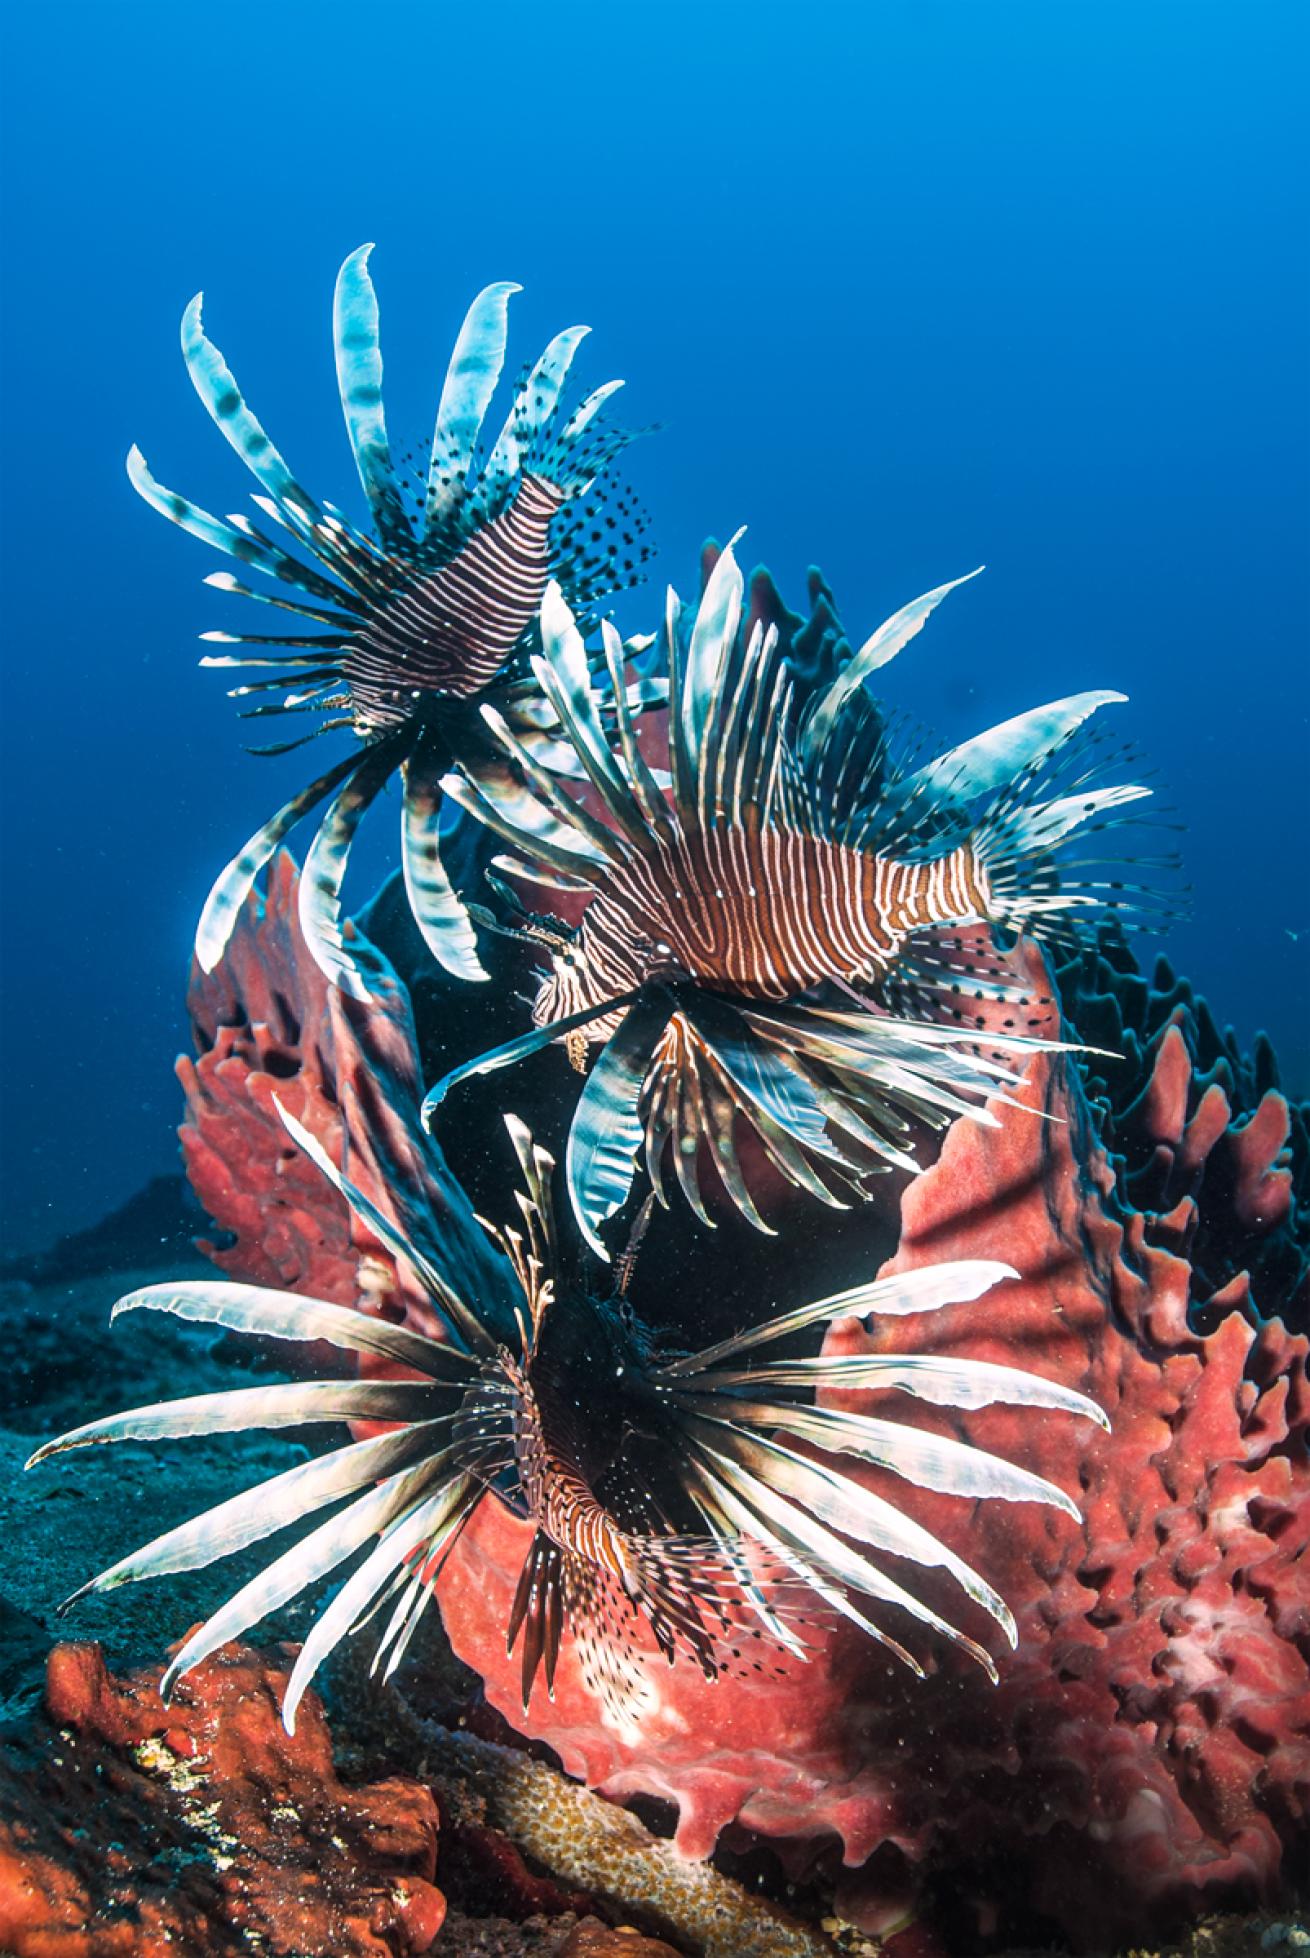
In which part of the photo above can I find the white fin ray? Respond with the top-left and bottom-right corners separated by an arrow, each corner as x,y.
898,690 -> 1128,813
332,244 -> 412,545
26,1379 -> 445,1466
73,1424 -> 455,1599
107,1278 -> 463,1377
160,1455 -> 449,1700
180,296 -> 318,540
802,570 -> 983,767
425,281 -> 521,533
282,1472 -> 478,1731
402,755 -> 489,983
662,1260 -> 1016,1377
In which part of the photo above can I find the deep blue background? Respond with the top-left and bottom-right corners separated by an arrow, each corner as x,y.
2,1 -> 1306,1255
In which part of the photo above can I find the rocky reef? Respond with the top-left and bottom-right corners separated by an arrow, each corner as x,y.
0,1641 -> 445,1957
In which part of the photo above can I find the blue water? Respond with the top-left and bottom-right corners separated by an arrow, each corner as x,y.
1,0 -> 1306,1255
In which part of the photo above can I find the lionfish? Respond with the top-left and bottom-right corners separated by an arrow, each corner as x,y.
427,538 -> 1176,1250
29,1108 -> 1105,1733
130,245 -> 653,995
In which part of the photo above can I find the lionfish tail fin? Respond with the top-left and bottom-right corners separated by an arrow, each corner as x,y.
966,711 -> 1187,951
876,693 -> 1187,955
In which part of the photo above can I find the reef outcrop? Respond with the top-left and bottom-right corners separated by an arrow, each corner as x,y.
0,1640 -> 445,1957
175,860 -> 1310,1953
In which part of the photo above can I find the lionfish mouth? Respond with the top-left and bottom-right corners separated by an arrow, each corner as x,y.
128,244 -> 653,999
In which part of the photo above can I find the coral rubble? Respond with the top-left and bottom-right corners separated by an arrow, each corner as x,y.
0,1640 -> 444,1957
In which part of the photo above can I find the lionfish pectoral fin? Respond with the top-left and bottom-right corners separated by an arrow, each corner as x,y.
420,988 -> 643,1132
565,993 -> 672,1259
660,1258 -> 1017,1378
193,754 -> 359,972
281,1475 -> 476,1734
539,378 -> 635,497
402,746 -> 490,984
125,446 -> 342,605
298,733 -> 411,999
483,323 -> 589,495
690,1418 -> 1010,1666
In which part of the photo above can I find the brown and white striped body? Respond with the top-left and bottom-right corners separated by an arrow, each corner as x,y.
503,1354 -> 639,1598
343,475 -> 567,730
534,820 -> 994,1035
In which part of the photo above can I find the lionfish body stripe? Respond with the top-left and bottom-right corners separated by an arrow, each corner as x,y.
29,1108 -> 1106,1732
502,1352 -> 639,1595
547,823 -> 993,1023
443,540 -> 1178,1243
343,475 -> 569,723
132,247 -> 655,990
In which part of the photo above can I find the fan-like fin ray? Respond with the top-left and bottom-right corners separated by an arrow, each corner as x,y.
194,749 -> 361,972
27,1378 -> 446,1465
479,704 -> 628,864
442,771 -> 607,885
160,1454 -> 449,1700
105,1279 -> 468,1379
566,993 -> 673,1257
681,1451 -> 926,1676
682,999 -> 843,1162
801,570 -> 983,768
979,782 -> 1152,862
70,1424 -> 454,1603
690,1433 -> 999,1678
485,324 -> 589,491
421,989 -> 642,1130
425,281 -> 521,533
690,1351 -> 1110,1427
332,244 -> 412,546
691,1417 -> 1016,1642
456,749 -> 611,867
402,746 -> 490,983
126,447 -> 342,604
282,1472 -> 478,1731
298,736 -> 408,998
180,296 -> 317,530
897,690 -> 1128,815
662,1260 -> 1017,1377
680,1395 -> 1079,1518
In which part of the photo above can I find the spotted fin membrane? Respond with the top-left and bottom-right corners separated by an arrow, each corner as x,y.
130,245 -> 657,996
29,1106 -> 1105,1734
425,538 -> 1180,1249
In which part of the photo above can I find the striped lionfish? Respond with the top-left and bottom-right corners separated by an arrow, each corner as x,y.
130,245 -> 653,995
427,537 -> 1176,1251
29,1108 -> 1105,1733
